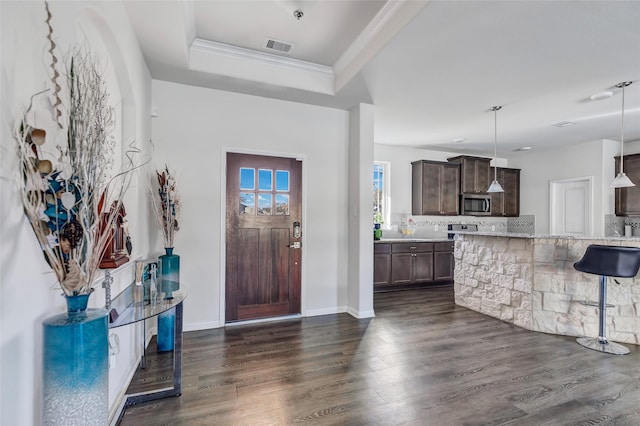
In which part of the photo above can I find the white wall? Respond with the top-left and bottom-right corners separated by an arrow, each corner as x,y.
150,80 -> 351,328
508,139 -> 618,235
0,2 -> 152,424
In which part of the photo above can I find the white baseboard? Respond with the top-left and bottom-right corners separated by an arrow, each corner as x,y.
304,306 -> 347,317
184,320 -> 222,331
346,307 -> 376,319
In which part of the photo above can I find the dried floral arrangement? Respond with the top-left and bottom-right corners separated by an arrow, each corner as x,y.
151,166 -> 181,249
13,4 -> 144,296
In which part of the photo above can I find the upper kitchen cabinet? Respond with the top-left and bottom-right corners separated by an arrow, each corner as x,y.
447,156 -> 491,194
615,153 -> 640,216
490,167 -> 520,217
412,160 -> 460,215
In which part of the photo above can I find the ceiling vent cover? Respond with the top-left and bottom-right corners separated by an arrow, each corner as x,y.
264,38 -> 294,54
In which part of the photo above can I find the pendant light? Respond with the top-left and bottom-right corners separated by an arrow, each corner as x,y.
611,81 -> 634,188
487,106 -> 504,193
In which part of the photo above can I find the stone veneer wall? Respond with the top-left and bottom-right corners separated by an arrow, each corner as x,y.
454,234 -> 640,345
454,236 -> 534,329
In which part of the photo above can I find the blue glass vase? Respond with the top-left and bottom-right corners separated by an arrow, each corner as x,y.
158,247 -> 179,352
42,292 -> 108,425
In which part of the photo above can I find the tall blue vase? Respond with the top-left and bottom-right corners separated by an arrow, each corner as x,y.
158,247 -> 179,352
42,292 -> 108,425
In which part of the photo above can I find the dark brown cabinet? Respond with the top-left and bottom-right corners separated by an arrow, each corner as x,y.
391,242 -> 433,285
447,156 -> 491,194
615,153 -> 640,216
412,160 -> 460,216
490,167 -> 520,217
374,240 -> 454,290
433,241 -> 455,282
374,243 -> 392,286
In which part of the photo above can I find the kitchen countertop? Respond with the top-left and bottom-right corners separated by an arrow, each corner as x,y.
454,230 -> 640,242
375,238 -> 452,243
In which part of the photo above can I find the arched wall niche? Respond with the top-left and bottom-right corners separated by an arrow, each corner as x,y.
75,7 -> 137,169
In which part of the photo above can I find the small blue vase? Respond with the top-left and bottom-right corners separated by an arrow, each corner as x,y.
158,248 -> 179,352
42,292 -> 108,425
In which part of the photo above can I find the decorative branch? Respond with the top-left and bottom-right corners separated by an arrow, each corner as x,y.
44,1 -> 63,129
150,165 -> 181,249
13,46 -> 147,296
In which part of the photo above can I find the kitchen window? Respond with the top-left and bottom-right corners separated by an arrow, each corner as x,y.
373,161 -> 390,228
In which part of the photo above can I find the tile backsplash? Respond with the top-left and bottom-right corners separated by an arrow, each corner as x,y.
383,213 -> 535,238
605,214 -> 640,237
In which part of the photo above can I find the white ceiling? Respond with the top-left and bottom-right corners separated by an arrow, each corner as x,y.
124,0 -> 640,158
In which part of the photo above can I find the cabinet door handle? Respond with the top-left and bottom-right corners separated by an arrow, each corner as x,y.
410,246 -> 417,249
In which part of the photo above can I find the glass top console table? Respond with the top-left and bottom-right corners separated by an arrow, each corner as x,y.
109,280 -> 187,423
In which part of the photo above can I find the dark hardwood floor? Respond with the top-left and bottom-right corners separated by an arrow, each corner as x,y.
120,285 -> 640,425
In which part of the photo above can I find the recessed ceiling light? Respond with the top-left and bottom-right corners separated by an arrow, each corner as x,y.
590,91 -> 613,101
453,138 -> 465,143
552,121 -> 576,128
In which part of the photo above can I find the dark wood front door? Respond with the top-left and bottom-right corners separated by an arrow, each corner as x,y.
225,153 -> 302,322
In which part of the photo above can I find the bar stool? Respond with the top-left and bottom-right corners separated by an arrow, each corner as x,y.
573,244 -> 640,355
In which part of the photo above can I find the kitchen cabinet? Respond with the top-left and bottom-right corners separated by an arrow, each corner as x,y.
490,167 -> 520,217
411,160 -> 460,216
447,156 -> 491,194
374,243 -> 392,286
615,153 -> 640,216
374,241 -> 455,291
433,241 -> 455,282
391,242 -> 433,285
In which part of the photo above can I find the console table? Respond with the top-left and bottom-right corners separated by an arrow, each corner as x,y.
109,281 -> 187,423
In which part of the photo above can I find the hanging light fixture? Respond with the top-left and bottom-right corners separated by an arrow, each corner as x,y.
611,81 -> 634,188
487,106 -> 504,193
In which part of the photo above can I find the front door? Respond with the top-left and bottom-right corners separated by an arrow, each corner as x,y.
225,153 -> 302,322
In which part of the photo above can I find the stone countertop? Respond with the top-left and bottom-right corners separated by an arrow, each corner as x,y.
454,230 -> 640,242
375,238 -> 452,243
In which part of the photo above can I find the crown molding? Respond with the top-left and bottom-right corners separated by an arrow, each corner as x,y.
191,38 -> 334,76
333,0 -> 430,92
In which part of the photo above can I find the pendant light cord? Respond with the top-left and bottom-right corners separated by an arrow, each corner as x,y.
494,107 -> 498,181
621,83 -> 626,174
491,106 -> 501,181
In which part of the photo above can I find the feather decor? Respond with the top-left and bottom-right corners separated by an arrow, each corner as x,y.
151,165 -> 181,249
13,29 -> 147,296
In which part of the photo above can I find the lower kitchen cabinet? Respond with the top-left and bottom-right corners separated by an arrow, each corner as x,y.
374,243 -> 392,285
375,240 -> 454,291
433,241 -> 455,282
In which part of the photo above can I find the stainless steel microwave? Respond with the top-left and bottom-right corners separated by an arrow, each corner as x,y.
461,194 -> 491,216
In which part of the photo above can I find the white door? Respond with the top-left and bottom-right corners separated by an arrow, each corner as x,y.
550,177 -> 592,235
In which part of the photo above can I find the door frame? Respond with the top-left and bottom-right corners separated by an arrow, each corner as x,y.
219,147 -> 307,326
549,176 -> 593,236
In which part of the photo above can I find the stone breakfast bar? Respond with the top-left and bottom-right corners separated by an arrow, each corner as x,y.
454,232 -> 640,345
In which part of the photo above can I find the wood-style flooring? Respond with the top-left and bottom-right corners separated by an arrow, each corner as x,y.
119,285 -> 640,425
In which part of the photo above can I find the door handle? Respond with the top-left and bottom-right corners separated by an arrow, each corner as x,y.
288,242 -> 301,249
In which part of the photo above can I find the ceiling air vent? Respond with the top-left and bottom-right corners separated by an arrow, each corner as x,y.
264,38 -> 294,54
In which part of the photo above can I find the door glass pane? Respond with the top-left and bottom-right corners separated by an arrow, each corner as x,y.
240,193 -> 255,215
240,168 -> 255,190
275,194 -> 289,215
258,193 -> 272,215
276,170 -> 289,192
258,169 -> 273,191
